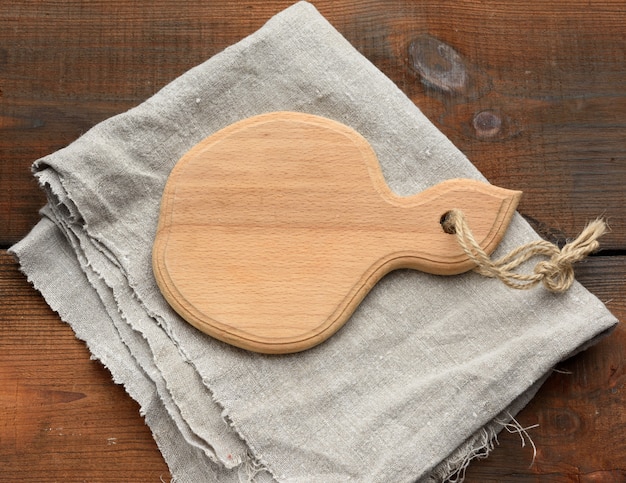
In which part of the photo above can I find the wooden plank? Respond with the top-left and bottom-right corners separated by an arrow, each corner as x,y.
0,251 -> 171,481
1,1 -> 625,248
1,252 -> 623,480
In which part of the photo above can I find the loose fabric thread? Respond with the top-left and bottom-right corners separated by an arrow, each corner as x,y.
442,210 -> 607,292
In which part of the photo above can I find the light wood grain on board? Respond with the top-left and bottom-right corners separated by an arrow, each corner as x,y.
153,112 -> 521,353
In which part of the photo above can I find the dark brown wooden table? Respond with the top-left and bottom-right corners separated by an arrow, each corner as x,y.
1,1 -> 625,481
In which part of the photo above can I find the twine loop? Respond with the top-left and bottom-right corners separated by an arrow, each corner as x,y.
442,210 -> 607,292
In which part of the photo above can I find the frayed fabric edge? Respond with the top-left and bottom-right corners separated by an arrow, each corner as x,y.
420,374 -> 548,483
428,426 -> 498,483
422,414 -> 539,483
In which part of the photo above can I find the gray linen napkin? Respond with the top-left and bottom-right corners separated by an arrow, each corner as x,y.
10,2 -> 617,482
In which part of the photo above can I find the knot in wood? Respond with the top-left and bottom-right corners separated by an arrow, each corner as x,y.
408,34 -> 467,94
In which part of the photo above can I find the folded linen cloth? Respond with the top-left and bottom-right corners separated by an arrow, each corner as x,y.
10,2 -> 617,481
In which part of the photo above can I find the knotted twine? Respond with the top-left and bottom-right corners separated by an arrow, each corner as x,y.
442,210 -> 607,292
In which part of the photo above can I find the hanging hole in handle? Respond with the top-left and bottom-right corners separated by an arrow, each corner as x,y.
440,211 -> 456,234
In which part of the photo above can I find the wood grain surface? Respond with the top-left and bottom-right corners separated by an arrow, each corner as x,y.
153,112 -> 520,353
1,0 -> 624,480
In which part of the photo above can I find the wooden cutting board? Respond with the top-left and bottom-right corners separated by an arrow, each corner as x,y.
153,112 -> 521,354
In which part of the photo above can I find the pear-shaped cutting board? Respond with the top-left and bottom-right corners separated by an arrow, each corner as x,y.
153,112 -> 521,354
